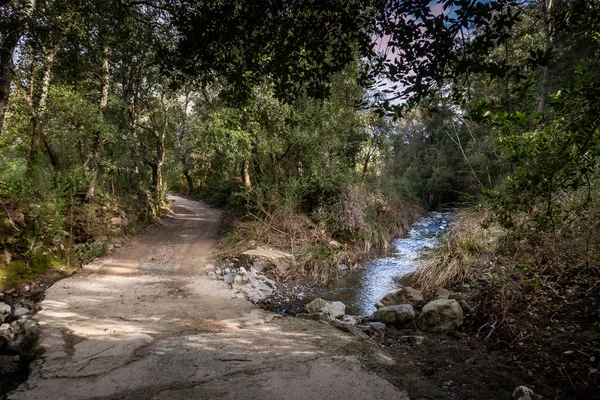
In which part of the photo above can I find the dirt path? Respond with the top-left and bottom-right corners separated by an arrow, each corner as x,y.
8,196 -> 408,400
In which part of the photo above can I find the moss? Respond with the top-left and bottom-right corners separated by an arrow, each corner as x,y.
0,253 -> 77,290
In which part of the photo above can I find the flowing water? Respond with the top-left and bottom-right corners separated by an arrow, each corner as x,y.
323,211 -> 455,315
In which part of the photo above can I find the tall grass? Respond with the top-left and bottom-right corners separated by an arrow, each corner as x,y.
412,211 -> 502,290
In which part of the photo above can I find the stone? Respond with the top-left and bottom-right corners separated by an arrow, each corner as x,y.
110,217 -> 123,226
13,306 -> 29,318
241,287 -> 268,304
367,322 -> 387,332
296,313 -> 327,321
330,320 -> 370,340
370,304 -> 416,326
238,267 -> 248,276
512,386 -> 535,400
0,323 -> 14,343
0,355 -> 20,374
10,317 -> 39,352
435,288 -> 454,300
0,302 -> 11,323
240,247 -> 294,270
341,315 -> 361,325
233,274 -> 247,287
400,335 -> 425,346
223,273 -> 234,284
324,302 -> 346,319
249,278 -> 272,293
418,299 -> 464,332
457,300 -> 471,313
305,298 -> 346,319
375,287 -> 424,309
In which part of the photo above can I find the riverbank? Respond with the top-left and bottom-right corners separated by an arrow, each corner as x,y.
209,209 -> 598,399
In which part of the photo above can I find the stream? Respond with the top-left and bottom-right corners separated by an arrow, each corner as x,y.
322,211 -> 455,315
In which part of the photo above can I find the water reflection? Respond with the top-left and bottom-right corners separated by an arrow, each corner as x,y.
327,211 -> 455,315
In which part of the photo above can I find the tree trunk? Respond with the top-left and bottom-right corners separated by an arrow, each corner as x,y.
177,90 -> 192,193
271,154 -> 281,182
0,34 -> 19,135
28,50 -> 56,170
183,169 -> 193,193
85,47 -> 110,202
0,0 -> 36,135
43,134 -> 59,169
241,159 -> 251,190
361,149 -> 373,182
537,0 -> 553,112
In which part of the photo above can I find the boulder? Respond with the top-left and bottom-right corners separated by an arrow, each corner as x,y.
370,304 -> 416,326
305,298 -> 345,319
240,247 -> 294,271
418,299 -> 464,332
512,386 -> 535,400
375,287 -> 424,309
232,274 -> 247,287
0,303 -> 11,323
223,273 -> 234,284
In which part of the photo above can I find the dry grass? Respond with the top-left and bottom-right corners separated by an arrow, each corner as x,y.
412,210 -> 503,290
219,202 -> 350,282
219,186 -> 422,284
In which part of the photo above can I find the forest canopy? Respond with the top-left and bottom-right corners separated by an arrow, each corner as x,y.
0,0 -> 598,277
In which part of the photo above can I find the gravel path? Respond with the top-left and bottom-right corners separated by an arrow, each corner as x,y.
8,196 -> 408,400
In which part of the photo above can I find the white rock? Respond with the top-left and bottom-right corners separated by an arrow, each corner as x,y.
233,274 -> 247,287
305,298 -> 345,319
241,287 -> 268,304
0,323 -> 14,342
223,273 -> 234,284
0,303 -> 11,323
512,386 -> 535,400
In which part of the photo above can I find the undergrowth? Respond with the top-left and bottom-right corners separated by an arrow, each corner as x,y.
413,204 -> 600,340
218,182 -> 422,283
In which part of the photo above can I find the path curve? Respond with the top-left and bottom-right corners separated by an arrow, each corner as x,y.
9,196 -> 409,400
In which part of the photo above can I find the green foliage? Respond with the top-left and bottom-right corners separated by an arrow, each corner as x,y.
487,67 -> 600,234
